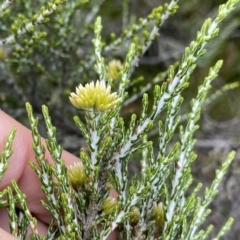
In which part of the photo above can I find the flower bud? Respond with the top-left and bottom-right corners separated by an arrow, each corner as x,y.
104,182 -> 114,191
67,162 -> 86,186
152,202 -> 164,228
101,196 -> 117,214
130,207 -> 140,225
107,60 -> 123,80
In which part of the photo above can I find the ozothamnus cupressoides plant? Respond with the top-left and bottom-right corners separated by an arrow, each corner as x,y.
0,0 -> 239,239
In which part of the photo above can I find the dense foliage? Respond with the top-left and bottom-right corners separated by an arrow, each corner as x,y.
0,0 -> 240,239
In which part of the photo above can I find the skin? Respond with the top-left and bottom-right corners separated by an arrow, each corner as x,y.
0,110 -> 117,240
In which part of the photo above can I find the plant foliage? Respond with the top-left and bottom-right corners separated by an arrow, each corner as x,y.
0,0 -> 239,239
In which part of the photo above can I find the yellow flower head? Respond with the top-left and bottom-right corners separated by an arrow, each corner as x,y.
130,207 -> 140,225
69,80 -> 121,111
101,196 -> 118,214
152,202 -> 164,228
107,60 -> 123,80
67,162 -> 86,186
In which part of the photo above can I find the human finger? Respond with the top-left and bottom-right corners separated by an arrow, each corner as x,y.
0,110 -> 80,224
0,228 -> 19,240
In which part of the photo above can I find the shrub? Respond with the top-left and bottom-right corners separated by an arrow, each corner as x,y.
0,0 -> 239,239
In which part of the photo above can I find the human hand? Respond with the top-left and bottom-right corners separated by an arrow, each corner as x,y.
0,110 -> 117,240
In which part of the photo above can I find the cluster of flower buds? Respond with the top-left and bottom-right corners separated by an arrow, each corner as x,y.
69,80 -> 121,111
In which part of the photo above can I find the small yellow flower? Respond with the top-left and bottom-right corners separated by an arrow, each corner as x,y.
69,80 -> 121,111
152,202 -> 164,228
130,207 -> 140,225
107,60 -> 123,80
67,162 -> 86,186
101,196 -> 117,214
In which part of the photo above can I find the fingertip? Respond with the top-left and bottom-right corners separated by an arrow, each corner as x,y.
0,228 -> 19,240
0,110 -> 31,189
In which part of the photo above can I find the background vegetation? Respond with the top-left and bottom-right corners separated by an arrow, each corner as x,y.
0,0 -> 240,239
